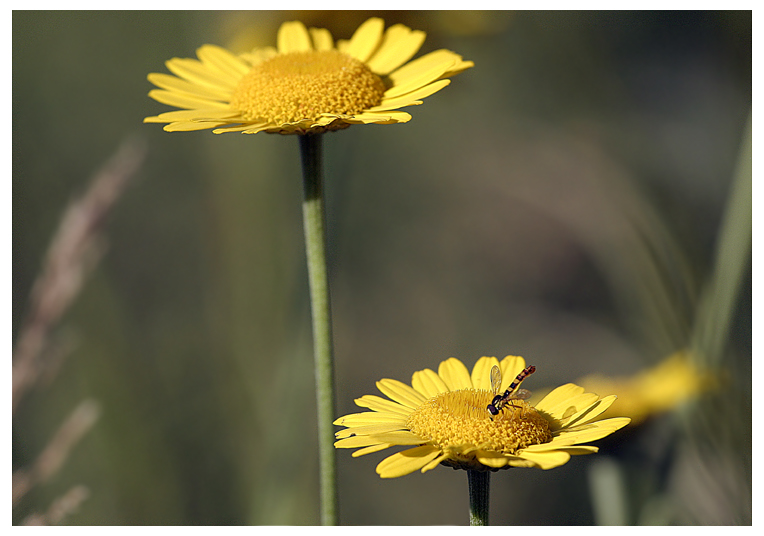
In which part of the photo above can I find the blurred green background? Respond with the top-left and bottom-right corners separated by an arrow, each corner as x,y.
13,10 -> 751,525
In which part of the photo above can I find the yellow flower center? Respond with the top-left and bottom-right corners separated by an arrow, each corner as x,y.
406,389 -> 553,455
230,50 -> 386,125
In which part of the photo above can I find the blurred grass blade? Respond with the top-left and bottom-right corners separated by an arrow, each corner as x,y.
690,112 -> 752,366
588,457 -> 629,525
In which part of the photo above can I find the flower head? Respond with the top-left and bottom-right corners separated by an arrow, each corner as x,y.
334,356 -> 630,478
577,351 -> 716,426
144,17 -> 473,135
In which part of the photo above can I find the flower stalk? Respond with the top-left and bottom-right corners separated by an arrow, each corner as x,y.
298,132 -> 338,525
468,469 -> 490,525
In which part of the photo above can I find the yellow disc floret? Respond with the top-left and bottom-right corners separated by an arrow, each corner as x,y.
230,50 -> 387,125
406,389 -> 553,455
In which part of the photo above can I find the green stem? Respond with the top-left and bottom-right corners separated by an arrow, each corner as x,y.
298,133 -> 338,525
467,469 -> 490,525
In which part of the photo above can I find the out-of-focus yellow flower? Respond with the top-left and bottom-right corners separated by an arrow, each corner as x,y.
144,17 -> 473,135
335,356 -> 630,478
577,351 -> 716,425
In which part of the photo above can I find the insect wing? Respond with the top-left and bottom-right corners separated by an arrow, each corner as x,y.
489,365 -> 502,396
512,388 -> 532,400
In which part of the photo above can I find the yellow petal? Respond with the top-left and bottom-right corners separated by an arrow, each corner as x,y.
212,122 -> 268,134
542,420 -> 630,447
351,443 -> 394,457
162,121 -> 228,132
343,111 -> 412,124
242,124 -> 275,134
335,38 -> 350,55
354,394 -> 412,416
344,17 -> 385,62
557,446 -> 599,456
523,433 -> 584,449
560,417 -> 631,441
165,57 -> 238,90
411,368 -> 449,398
470,357 -> 501,391
535,383 -> 595,419
505,456 -> 537,468
386,49 -> 463,98
536,383 -> 585,407
556,427 -> 618,445
515,450 -> 571,469
376,378 -> 427,409
365,24 -> 426,75
238,46 -> 277,66
147,89 -> 229,110
309,27 -> 333,50
334,422 -> 406,439
376,446 -> 441,478
499,356 -> 528,391
443,58 -> 476,78
334,435 -> 387,449
277,20 -> 312,53
366,431 -> 424,445
196,44 -> 251,78
561,394 -> 618,429
333,412 -> 407,427
147,72 -> 231,101
438,358 -> 473,390
521,444 -> 600,456
475,450 -> 511,468
420,452 -> 449,473
144,108 -> 239,122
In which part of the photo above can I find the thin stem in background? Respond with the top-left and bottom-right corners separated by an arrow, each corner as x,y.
12,136 -> 147,413
690,111 -> 752,368
13,399 -> 101,506
12,137 -> 145,524
468,469 -> 490,525
298,132 -> 338,526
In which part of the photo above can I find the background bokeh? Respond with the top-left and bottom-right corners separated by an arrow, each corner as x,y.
12,10 -> 751,525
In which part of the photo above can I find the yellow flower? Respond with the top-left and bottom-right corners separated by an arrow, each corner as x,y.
577,351 -> 717,426
144,17 -> 473,135
335,356 -> 631,478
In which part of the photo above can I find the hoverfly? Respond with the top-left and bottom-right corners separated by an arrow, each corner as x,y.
487,364 -> 536,416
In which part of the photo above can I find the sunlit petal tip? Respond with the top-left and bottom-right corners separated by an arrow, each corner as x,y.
438,358 -> 473,390
376,446 -> 441,478
411,368 -> 449,398
345,17 -> 386,62
562,394 -> 620,427
421,453 -> 448,473
366,25 -> 427,75
443,59 -> 476,78
163,121 -> 228,132
470,356 -> 500,391
277,20 -> 312,53
535,383 -> 588,414
309,27 -> 334,51
376,378 -> 427,408
517,450 -> 572,470
499,356 -> 527,382
355,394 -> 413,416
476,450 -> 511,468
352,443 -> 394,457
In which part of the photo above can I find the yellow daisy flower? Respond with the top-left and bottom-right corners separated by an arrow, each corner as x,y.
335,356 -> 631,478
144,17 -> 473,135
577,351 -> 717,426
